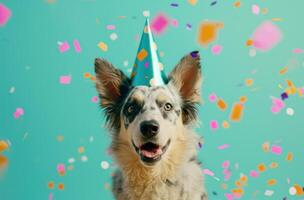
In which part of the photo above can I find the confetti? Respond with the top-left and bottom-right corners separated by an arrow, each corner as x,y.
222,160 -> 230,168
0,141 -> 9,152
0,3 -> 11,26
252,4 -> 260,15
264,190 -> 274,196
203,169 -> 214,176
230,103 -> 244,122
258,163 -> 266,172
106,25 -> 116,30
98,42 -> 108,51
58,183 -> 64,190
271,145 -> 282,155
59,75 -> 71,85
0,155 -> 8,168
267,179 -> 277,186
211,44 -> 222,55
151,14 -> 169,34
222,120 -> 230,128
217,98 -> 227,110
110,33 -> 118,41
143,10 -> 150,17
218,144 -> 230,150
73,40 -> 81,53
209,93 -> 217,102
58,41 -> 70,53
210,120 -> 219,130
91,96 -> 98,103
249,170 -> 259,178
101,161 -> 110,169
286,107 -> 294,116
252,21 -> 282,51
13,107 -> 24,119
187,0 -> 198,6
197,21 -> 224,46
286,152 -> 293,161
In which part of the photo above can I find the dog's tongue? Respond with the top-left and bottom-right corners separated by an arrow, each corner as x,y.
140,148 -> 162,158
140,143 -> 162,158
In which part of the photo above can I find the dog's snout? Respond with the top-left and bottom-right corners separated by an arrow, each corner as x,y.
140,120 -> 159,138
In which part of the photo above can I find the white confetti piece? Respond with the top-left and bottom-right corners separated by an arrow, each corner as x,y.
110,33 -> 118,41
264,190 -> 274,196
81,155 -> 88,162
68,158 -> 75,163
289,186 -> 296,195
101,161 -> 110,169
286,107 -> 294,116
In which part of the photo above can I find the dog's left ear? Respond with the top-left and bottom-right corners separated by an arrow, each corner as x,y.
168,51 -> 202,123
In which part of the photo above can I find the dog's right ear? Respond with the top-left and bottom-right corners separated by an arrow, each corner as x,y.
95,58 -> 131,108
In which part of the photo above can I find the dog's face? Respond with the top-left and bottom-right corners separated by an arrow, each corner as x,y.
95,51 -> 202,166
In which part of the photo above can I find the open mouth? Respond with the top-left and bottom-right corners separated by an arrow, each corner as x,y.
132,139 -> 171,165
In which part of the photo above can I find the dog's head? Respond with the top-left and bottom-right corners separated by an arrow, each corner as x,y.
95,51 -> 202,166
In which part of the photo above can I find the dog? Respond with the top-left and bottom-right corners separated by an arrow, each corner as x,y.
94,51 -> 207,200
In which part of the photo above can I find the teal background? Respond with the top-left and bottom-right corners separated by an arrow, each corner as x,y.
0,0 -> 303,200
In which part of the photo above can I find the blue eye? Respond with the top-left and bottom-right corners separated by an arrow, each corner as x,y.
164,103 -> 173,111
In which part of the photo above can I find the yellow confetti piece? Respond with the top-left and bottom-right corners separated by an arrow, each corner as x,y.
0,140 -> 9,152
217,98 -> 227,111
262,142 -> 270,152
222,120 -> 230,128
188,0 -> 198,6
269,162 -> 278,169
267,179 -> 277,186
137,48 -> 148,61
258,163 -> 266,172
245,79 -> 254,86
286,152 -> 293,161
98,42 -> 108,52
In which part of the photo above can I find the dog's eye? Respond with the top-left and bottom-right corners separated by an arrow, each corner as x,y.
127,105 -> 135,114
164,103 -> 173,111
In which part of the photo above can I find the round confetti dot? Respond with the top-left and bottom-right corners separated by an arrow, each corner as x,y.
289,186 -> 297,195
286,107 -> 294,116
84,72 -> 91,78
98,42 -> 108,52
48,181 -> 55,189
252,4 -> 260,15
58,183 -> 65,190
78,146 -> 85,154
240,96 -> 247,103
210,120 -> 219,130
246,39 -> 253,46
245,79 -> 254,86
234,1 -> 241,7
68,158 -> 75,163
149,78 -> 157,86
101,161 -> 110,169
57,135 -> 64,142
110,33 -> 118,41
222,120 -> 230,128
211,44 -> 222,55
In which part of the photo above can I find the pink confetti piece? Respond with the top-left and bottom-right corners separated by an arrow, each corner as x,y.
0,3 -> 11,26
57,164 -> 65,173
272,97 -> 285,109
222,160 -> 230,168
91,96 -> 98,103
48,193 -> 53,200
151,14 -> 169,34
211,44 -> 222,55
271,105 -> 280,114
13,107 -> 24,119
209,93 -> 217,102
249,170 -> 259,177
210,120 -> 219,130
271,145 -> 282,155
171,19 -> 178,27
106,25 -> 116,30
225,193 -> 234,200
60,75 -> 71,85
73,40 -> 81,53
252,21 -> 282,51
252,4 -> 260,15
218,144 -> 230,150
58,41 -> 70,53
203,169 -> 214,176
293,48 -> 303,54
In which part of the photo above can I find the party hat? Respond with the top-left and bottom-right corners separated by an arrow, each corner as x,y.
131,18 -> 167,87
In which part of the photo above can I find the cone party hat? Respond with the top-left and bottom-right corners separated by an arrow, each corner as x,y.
131,18 -> 167,86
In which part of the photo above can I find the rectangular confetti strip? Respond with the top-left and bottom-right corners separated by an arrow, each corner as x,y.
230,103 -> 244,121
58,41 -> 70,53
60,75 -> 71,85
73,39 -> 81,53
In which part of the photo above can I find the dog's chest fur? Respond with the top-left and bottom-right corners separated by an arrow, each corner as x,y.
112,160 -> 207,200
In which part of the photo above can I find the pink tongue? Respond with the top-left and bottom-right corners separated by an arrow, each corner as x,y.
141,148 -> 162,158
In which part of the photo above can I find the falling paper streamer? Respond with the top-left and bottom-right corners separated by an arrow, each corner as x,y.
252,21 -> 282,51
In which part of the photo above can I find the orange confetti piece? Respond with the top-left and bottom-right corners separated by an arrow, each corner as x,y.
262,142 -> 270,152
235,180 -> 242,187
230,103 -> 244,122
294,184 -> 304,195
245,79 -> 254,86
279,67 -> 288,75
240,96 -> 247,103
267,179 -> 277,186
90,76 -> 96,81
0,140 -> 9,152
98,42 -> 108,52
286,152 -> 293,161
232,188 -> 244,196
84,72 -> 91,78
217,98 -> 227,110
78,146 -> 85,154
269,162 -> 278,169
137,49 -> 148,61
198,21 -> 224,46
48,181 -> 55,189
188,0 -> 198,5
258,163 -> 266,172
58,183 -> 65,190
234,1 -> 241,7
240,175 -> 248,183
0,155 -> 8,168
246,39 -> 253,46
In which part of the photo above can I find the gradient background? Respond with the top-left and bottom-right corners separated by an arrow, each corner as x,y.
0,0 -> 303,200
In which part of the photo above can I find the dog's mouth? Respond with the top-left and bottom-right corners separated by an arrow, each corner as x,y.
132,139 -> 171,165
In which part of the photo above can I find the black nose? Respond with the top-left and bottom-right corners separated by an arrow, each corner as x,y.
140,120 -> 159,138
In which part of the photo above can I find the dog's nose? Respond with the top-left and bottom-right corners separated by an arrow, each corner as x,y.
140,120 -> 159,138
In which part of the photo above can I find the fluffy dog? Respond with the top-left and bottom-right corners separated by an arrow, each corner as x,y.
94,51 -> 207,200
